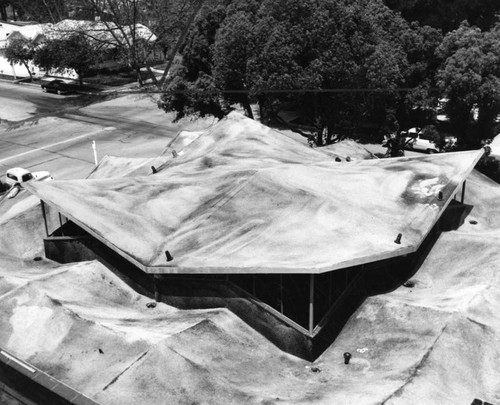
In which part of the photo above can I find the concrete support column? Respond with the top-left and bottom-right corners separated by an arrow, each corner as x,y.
280,274 -> 284,314
40,200 -> 49,237
58,213 -> 64,236
154,275 -> 161,302
309,274 -> 315,334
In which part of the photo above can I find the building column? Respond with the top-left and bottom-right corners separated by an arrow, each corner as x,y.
58,213 -> 65,236
280,274 -> 284,314
309,274 -> 315,334
40,200 -> 49,237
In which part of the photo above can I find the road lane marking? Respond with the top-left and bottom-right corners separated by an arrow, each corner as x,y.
0,128 -> 111,164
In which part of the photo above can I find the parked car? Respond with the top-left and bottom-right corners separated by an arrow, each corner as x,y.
5,167 -> 53,187
41,79 -> 73,95
402,128 -> 456,153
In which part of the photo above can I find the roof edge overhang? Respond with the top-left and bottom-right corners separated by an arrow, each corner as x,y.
27,149 -> 484,275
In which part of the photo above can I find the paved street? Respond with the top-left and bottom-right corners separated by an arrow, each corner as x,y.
0,81 -> 213,181
0,81 -> 422,183
0,80 -> 86,120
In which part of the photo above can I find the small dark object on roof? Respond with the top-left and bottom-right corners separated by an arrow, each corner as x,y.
394,233 -> 402,244
343,352 -> 352,364
33,256 -> 42,261
469,220 -> 478,225
310,366 -> 321,373
403,280 -> 415,288
335,157 -> 342,162
470,399 -> 495,405
165,250 -> 174,261
146,302 -> 157,308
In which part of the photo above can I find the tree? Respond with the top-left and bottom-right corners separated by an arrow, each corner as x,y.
0,0 -> 8,20
161,0 -> 419,145
158,1 -> 228,120
4,37 -> 36,80
49,0 -> 205,88
160,70 -> 226,121
246,0 -> 412,143
384,0 -> 500,32
50,1 -> 155,85
436,21 -> 500,147
7,0 -> 70,22
33,33 -> 100,86
212,0 -> 261,118
400,23 -> 443,112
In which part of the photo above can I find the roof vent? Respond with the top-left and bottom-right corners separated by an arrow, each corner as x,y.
394,233 -> 402,244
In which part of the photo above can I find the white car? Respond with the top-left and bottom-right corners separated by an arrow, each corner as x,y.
5,167 -> 53,187
403,128 -> 456,154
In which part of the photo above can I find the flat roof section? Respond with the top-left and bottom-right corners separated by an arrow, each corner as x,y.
25,113 -> 483,275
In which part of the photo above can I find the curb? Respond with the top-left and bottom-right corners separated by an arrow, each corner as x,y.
0,76 -> 133,93
0,77 -> 40,88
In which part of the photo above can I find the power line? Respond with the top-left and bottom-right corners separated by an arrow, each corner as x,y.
93,87 -> 437,96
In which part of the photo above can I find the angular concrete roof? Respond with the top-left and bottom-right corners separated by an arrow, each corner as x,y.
26,113 -> 483,274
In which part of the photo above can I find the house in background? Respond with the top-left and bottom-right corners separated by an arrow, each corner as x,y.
0,18 -> 158,80
0,20 -> 45,78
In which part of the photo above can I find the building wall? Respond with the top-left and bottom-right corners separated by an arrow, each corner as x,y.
0,49 -> 44,78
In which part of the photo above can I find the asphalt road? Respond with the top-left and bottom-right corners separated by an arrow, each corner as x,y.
0,80 -> 90,120
0,80 -> 421,184
0,81 -> 190,181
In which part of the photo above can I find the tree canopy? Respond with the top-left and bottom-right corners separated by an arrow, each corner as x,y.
5,0 -> 500,151
33,33 -> 100,85
160,0 -> 440,144
158,0 -> 500,150
4,37 -> 36,80
384,0 -> 500,32
436,22 -> 500,147
4,0 -> 73,22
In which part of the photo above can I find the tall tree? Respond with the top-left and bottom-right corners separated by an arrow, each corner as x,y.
160,0 -> 419,144
158,1 -> 228,120
436,21 -> 500,147
52,0 -> 204,87
0,0 -> 8,20
59,0 -> 154,85
384,0 -> 500,32
246,0 -> 412,143
212,0 -> 260,118
7,0 -> 68,22
4,36 -> 36,80
398,22 -> 443,125
33,33 -> 100,85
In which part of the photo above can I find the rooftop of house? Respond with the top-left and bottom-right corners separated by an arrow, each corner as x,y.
26,112 -> 483,274
0,18 -> 156,49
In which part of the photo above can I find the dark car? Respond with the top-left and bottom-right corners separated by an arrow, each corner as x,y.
41,79 -> 73,95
